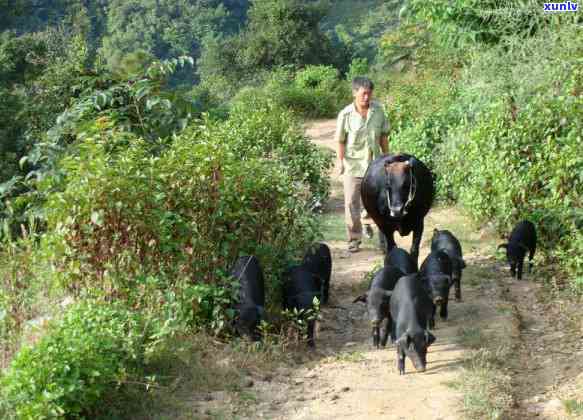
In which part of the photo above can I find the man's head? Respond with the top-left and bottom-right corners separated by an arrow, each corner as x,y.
352,77 -> 374,110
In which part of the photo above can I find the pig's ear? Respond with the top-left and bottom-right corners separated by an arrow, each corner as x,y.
425,330 -> 436,346
353,294 -> 367,304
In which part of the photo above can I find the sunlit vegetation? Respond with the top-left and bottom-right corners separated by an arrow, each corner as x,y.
0,0 -> 581,417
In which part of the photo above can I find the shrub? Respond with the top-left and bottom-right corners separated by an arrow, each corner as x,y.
345,57 -> 369,82
439,73 -> 582,281
0,301 -> 149,419
295,65 -> 339,90
40,121 -> 322,318
223,99 -> 334,204
231,67 -> 350,119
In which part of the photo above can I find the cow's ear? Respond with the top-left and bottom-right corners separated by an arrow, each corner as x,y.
353,294 -> 367,303
425,330 -> 436,346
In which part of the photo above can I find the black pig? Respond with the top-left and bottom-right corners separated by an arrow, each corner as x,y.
389,274 -> 436,375
384,247 -> 418,274
420,250 -> 454,327
230,256 -> 265,341
302,243 -> 332,305
498,220 -> 537,280
283,266 -> 321,348
431,229 -> 466,301
353,266 -> 405,348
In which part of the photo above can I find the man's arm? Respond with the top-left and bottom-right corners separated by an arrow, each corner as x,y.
338,142 -> 346,167
380,134 -> 388,155
335,112 -> 347,174
380,109 -> 390,155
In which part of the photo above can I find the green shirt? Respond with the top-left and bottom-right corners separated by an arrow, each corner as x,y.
335,100 -> 390,177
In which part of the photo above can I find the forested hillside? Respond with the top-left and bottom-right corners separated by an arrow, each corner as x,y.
1,0 -> 581,418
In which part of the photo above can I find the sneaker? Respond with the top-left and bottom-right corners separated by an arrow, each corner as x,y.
364,224 -> 374,239
348,240 -> 361,253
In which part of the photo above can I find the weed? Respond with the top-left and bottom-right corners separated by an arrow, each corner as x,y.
458,345 -> 514,419
563,399 -> 583,416
457,327 -> 485,350
329,351 -> 366,363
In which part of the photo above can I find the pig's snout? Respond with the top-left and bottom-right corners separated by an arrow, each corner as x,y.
433,296 -> 444,305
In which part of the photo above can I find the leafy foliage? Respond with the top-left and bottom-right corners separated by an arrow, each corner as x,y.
0,301 -> 150,419
197,0 -> 340,97
402,0 -> 578,47
387,21 -> 583,286
230,66 -> 350,119
100,0 -> 229,74
40,104 -> 325,317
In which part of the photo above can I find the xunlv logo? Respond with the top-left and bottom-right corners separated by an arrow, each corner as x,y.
544,1 -> 578,11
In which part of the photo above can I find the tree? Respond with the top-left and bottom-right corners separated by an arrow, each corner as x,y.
100,0 -> 228,73
197,0 -> 338,93
239,0 -> 333,69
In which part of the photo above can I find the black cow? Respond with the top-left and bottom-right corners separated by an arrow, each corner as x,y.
384,247 -> 418,274
420,250 -> 454,328
498,220 -> 537,280
230,256 -> 265,341
361,154 -> 434,263
431,229 -> 466,301
353,266 -> 405,348
389,274 -> 436,375
302,243 -> 332,305
283,266 -> 321,348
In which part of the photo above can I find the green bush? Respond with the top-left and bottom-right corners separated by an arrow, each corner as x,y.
231,67 -> 350,119
345,57 -> 370,82
384,21 -> 583,285
403,0 -> 572,47
40,117 -> 322,316
0,301 -> 148,419
222,98 -> 334,203
441,90 -> 582,279
295,65 -> 339,90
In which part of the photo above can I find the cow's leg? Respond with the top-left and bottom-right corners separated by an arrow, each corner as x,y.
307,319 -> 316,348
380,318 -> 391,347
397,348 -> 406,375
410,220 -> 424,264
439,297 -> 448,320
528,247 -> 535,273
455,277 -> 462,302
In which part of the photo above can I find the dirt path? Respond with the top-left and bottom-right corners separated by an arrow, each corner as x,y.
238,120 -> 582,420
245,121 -> 499,419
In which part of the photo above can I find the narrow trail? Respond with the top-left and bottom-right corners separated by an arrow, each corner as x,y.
243,120 -> 581,420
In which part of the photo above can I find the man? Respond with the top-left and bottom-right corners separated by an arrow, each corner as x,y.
335,77 -> 389,253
